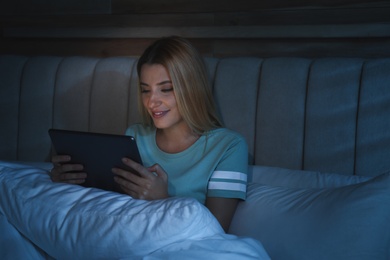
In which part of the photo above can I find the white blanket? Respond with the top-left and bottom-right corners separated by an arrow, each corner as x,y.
0,161 -> 269,259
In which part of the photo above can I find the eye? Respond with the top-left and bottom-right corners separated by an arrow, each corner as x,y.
161,88 -> 173,93
140,86 -> 150,94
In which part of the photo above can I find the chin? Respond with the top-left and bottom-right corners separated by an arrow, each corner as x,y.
152,121 -> 169,129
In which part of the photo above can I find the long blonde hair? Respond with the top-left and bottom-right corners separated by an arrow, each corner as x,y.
137,36 -> 222,134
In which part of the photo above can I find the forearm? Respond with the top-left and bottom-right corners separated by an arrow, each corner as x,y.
205,197 -> 239,233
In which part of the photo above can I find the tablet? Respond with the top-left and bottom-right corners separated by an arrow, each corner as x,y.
48,128 -> 143,193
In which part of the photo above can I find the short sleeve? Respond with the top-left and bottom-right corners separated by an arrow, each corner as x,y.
207,135 -> 248,200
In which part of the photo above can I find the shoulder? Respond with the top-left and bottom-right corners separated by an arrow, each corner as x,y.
206,128 -> 247,148
202,128 -> 248,163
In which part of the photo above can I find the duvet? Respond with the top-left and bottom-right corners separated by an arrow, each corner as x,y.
0,161 -> 269,259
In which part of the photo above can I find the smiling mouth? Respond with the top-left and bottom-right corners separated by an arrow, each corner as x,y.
152,111 -> 168,118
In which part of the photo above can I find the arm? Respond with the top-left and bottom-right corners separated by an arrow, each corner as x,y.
204,132 -> 248,232
206,197 -> 239,233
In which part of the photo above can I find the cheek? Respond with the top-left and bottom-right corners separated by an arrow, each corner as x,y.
169,97 -> 182,118
168,93 -> 178,107
169,98 -> 177,108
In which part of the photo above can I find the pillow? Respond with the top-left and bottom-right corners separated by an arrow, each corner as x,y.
248,165 -> 372,188
15,161 -> 53,172
0,212 -> 49,260
230,172 -> 390,259
0,161 -> 223,259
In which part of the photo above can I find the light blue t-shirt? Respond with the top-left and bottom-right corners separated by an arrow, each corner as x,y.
125,124 -> 248,204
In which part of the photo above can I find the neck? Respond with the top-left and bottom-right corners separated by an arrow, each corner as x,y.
156,125 -> 200,153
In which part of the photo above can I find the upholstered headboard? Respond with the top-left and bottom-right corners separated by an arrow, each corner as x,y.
1,55 -> 390,177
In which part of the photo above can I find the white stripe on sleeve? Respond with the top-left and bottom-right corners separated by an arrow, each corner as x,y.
210,170 -> 247,182
208,181 -> 247,192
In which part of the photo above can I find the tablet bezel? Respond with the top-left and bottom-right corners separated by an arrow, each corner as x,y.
48,128 -> 143,193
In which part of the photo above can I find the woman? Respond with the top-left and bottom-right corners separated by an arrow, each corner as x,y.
50,36 -> 248,232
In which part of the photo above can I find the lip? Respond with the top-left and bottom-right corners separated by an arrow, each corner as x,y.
151,110 -> 169,119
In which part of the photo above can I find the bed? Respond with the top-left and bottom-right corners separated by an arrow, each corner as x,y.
1,55 -> 390,259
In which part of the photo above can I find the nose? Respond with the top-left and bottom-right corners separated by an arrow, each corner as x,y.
147,89 -> 162,108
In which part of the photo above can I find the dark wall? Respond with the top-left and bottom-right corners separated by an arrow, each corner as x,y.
1,0 -> 390,58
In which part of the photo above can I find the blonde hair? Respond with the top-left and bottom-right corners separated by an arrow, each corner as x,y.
137,36 -> 222,134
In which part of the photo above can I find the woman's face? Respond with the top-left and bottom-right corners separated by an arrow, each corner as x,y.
140,63 -> 185,132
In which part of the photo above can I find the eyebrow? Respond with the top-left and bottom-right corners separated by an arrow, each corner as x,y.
140,80 -> 172,87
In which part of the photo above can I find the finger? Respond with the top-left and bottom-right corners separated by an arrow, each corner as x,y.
114,175 -> 145,198
62,178 -> 86,185
121,158 -> 150,177
112,167 -> 141,184
147,164 -> 167,181
59,172 -> 87,181
60,163 -> 84,173
50,163 -> 85,183
50,168 -> 87,182
52,155 -> 71,164
114,175 -> 135,190
121,185 -> 148,200
118,184 -> 137,199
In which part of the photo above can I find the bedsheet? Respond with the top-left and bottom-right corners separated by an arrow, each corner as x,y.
0,161 -> 269,259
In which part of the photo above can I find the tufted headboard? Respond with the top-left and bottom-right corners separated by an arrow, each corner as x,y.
1,55 -> 390,177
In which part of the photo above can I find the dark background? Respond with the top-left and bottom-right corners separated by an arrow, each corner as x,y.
1,0 -> 390,58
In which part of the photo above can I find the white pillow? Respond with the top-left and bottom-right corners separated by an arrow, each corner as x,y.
248,165 -> 372,188
0,212 -> 49,259
230,172 -> 390,259
0,161 -> 223,259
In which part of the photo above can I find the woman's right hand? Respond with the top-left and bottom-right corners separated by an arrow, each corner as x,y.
50,155 -> 87,184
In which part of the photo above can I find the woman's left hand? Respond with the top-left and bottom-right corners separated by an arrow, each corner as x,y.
112,158 -> 169,200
